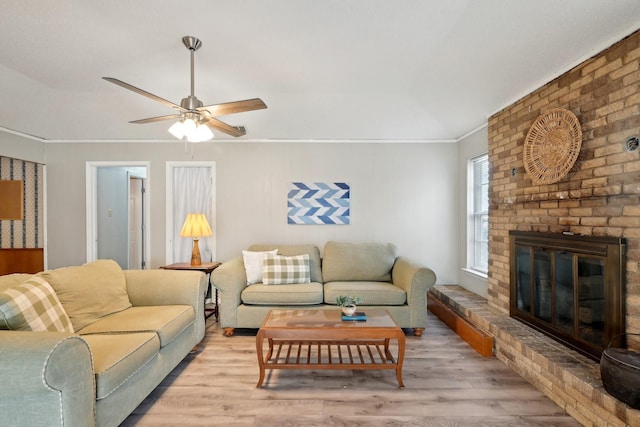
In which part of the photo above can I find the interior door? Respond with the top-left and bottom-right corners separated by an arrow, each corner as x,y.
96,167 -> 129,268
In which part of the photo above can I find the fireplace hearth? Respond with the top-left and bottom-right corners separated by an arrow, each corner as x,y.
509,231 -> 626,361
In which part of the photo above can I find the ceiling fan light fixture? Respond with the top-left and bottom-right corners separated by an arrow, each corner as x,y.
168,115 -> 213,142
182,117 -> 197,135
196,122 -> 214,141
168,121 -> 185,139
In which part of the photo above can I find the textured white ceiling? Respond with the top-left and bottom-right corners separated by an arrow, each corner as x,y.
1,0 -> 639,142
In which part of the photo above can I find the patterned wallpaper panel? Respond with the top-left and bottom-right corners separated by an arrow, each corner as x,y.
0,156 -> 44,248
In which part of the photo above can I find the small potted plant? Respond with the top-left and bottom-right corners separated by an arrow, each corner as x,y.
336,295 -> 362,316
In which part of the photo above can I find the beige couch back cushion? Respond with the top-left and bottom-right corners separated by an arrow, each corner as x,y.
248,244 -> 323,283
38,259 -> 132,331
322,241 -> 397,282
0,274 -> 34,292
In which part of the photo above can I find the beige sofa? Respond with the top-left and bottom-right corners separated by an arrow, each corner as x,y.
212,241 -> 437,337
0,259 -> 206,427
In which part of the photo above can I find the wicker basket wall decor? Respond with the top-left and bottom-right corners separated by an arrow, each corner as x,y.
523,108 -> 582,185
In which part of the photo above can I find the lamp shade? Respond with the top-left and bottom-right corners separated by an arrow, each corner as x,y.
180,213 -> 212,238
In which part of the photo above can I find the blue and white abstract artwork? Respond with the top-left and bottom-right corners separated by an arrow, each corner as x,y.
287,182 -> 350,225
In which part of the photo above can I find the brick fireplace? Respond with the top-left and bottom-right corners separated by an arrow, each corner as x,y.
483,28 -> 640,425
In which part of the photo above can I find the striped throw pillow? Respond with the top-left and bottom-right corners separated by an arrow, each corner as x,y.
0,276 -> 74,333
262,253 -> 311,285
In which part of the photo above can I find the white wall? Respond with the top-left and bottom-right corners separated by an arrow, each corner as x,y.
43,140 -> 458,284
457,125 -> 489,297
0,133 -> 45,163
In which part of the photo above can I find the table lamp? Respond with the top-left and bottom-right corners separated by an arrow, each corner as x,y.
180,213 -> 212,266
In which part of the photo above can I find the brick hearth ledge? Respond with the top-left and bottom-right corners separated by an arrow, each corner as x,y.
429,285 -> 640,427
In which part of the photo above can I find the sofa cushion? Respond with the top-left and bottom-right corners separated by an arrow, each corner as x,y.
243,249 -> 278,284
81,332 -> 159,400
77,305 -> 194,347
322,241 -> 397,282
324,281 -> 407,305
0,273 -> 34,292
38,259 -> 132,331
0,276 -> 74,332
249,244 -> 323,283
241,282 -> 323,305
263,253 -> 311,285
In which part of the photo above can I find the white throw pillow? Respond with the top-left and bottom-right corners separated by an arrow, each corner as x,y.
242,249 -> 278,284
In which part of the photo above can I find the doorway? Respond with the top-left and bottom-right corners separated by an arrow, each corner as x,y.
86,162 -> 150,269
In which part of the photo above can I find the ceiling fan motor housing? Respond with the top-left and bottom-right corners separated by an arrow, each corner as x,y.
180,95 -> 204,110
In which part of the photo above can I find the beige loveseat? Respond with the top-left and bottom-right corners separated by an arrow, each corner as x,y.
212,241 -> 437,337
0,259 -> 206,427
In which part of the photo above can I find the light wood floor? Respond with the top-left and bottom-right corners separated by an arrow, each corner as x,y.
121,313 -> 581,427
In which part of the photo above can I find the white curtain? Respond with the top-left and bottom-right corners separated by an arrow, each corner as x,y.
172,167 -> 213,263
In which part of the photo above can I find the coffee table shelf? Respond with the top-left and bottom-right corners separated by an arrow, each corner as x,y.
256,309 -> 405,388
265,340 -> 398,367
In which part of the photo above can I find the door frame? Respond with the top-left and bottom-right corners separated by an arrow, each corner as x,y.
128,174 -> 145,269
86,161 -> 150,267
165,161 -> 216,264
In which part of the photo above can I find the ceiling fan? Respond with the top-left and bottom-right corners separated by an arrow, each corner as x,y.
103,35 -> 267,140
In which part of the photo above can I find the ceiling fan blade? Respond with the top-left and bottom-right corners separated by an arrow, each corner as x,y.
198,98 -> 267,117
130,114 -> 182,124
103,77 -> 185,111
205,118 -> 247,137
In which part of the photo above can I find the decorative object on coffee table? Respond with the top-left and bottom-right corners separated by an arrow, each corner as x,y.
341,311 -> 367,321
523,108 -> 582,185
336,295 -> 362,316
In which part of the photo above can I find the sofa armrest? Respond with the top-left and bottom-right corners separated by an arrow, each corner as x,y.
125,269 -> 207,341
392,257 -> 437,327
211,256 -> 246,328
392,257 -> 437,297
0,331 -> 95,427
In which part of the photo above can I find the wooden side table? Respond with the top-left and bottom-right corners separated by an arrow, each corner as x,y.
159,262 -> 221,321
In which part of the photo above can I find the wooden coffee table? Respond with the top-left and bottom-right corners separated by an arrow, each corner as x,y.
255,309 -> 406,388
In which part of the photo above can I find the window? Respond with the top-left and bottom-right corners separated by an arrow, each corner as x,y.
165,161 -> 216,265
469,154 -> 489,274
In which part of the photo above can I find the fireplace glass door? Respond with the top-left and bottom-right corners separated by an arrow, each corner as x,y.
554,252 -> 573,335
510,231 -> 624,361
577,257 -> 605,348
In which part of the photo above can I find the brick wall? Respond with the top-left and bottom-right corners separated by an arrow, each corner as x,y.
487,30 -> 640,335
